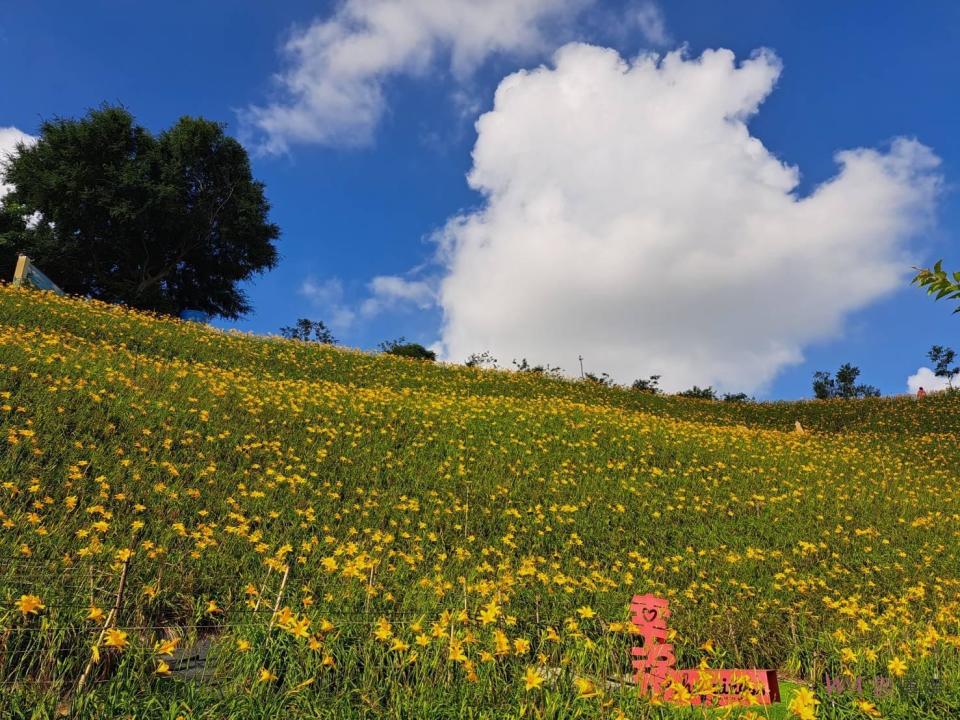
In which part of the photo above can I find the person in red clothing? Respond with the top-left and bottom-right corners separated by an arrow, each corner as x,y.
917,386 -> 927,399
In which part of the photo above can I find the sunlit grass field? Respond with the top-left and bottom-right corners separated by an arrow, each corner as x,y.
0,286 -> 958,719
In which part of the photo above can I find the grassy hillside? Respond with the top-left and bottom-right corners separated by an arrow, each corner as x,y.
0,286 -> 958,719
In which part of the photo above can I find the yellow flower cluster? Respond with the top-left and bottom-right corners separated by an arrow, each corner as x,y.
0,286 -> 958,718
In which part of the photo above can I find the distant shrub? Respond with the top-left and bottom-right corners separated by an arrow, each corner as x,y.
465,351 -> 498,369
512,358 -> 563,377
280,318 -> 336,344
584,372 -> 613,387
631,375 -> 662,394
379,337 -> 436,361
676,386 -> 718,401
722,392 -> 751,403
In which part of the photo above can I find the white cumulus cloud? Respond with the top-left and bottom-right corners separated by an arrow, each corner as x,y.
631,1 -> 670,46
361,275 -> 436,317
242,0 -> 589,152
907,367 -> 954,394
435,44 -> 941,393
0,126 -> 36,198
299,276 -> 357,330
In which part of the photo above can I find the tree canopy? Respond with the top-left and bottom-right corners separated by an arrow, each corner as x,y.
0,105 -> 279,318
928,345 -> 958,388
280,318 -> 336,344
812,363 -> 880,400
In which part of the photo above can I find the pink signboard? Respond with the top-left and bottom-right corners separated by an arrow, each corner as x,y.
630,594 -> 780,706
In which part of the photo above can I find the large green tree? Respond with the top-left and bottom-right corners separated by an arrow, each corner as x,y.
0,105 -> 279,318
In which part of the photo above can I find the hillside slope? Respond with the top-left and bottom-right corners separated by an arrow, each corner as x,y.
4,285 -> 958,435
0,287 -> 958,718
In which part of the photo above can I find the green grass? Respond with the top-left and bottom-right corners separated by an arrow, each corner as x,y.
0,286 -> 958,719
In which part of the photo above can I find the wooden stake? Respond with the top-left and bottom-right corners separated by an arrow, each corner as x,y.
75,556 -> 130,694
12,255 -> 29,288
363,561 -> 377,615
253,565 -> 273,613
268,564 -> 290,630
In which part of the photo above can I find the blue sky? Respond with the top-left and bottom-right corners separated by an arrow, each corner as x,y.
1,0 -> 958,398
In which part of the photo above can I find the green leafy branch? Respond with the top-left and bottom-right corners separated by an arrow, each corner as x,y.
913,260 -> 960,313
